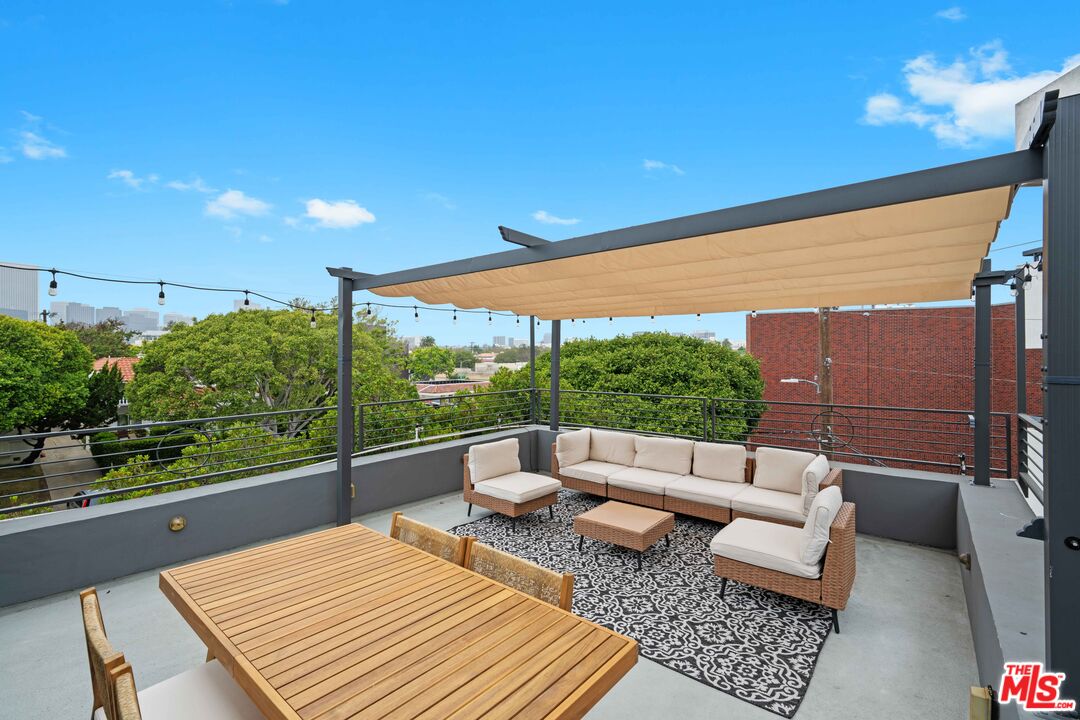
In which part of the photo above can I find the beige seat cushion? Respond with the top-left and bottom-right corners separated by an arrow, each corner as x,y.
633,435 -> 694,475
710,518 -> 822,579
607,466 -> 682,495
800,485 -> 844,565
801,454 -> 831,514
560,460 -> 627,486
665,475 -> 748,508
555,428 -> 591,467
474,471 -> 561,503
752,447 -> 816,494
692,442 -> 747,483
92,659 -> 265,720
731,485 -> 808,523
589,429 -> 637,466
468,438 -> 521,483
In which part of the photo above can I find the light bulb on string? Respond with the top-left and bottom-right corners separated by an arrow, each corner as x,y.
696,313 -> 701,322
516,315 -> 520,325
488,311 -> 492,325
243,291 -> 250,307
309,309 -> 317,328
48,269 -> 58,296
414,306 -> 420,323
452,309 -> 457,325
750,310 -> 757,318
157,282 -> 166,306
650,315 -> 655,323
608,317 -> 613,325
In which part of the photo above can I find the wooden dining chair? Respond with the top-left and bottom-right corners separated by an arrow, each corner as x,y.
464,540 -> 575,611
81,587 -> 127,720
390,511 -> 471,565
79,587 -> 266,720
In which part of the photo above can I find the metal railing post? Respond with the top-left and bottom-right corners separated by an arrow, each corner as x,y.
701,398 -> 709,441
356,404 -> 365,452
549,320 -> 561,431
1004,415 -> 1013,480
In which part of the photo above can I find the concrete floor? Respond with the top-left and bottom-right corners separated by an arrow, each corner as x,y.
0,492 -> 977,719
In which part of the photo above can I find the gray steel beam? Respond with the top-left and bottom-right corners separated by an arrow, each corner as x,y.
549,320 -> 561,432
336,273 -> 354,526
973,271 -> 993,488
1014,276 -> 1027,417
499,226 -> 550,247
328,149 -> 1045,289
1043,92 -> 1080,704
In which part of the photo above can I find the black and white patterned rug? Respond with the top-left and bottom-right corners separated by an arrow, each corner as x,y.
451,490 -> 832,717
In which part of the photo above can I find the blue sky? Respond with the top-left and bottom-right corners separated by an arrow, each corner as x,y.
1,1 -> 1076,346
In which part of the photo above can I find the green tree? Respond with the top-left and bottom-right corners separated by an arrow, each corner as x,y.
452,348 -> 477,370
127,308 -> 415,421
60,318 -> 136,358
489,332 -> 764,439
494,346 -> 529,363
0,316 -> 94,463
408,345 -> 455,380
75,362 -> 126,428
420,335 -> 436,347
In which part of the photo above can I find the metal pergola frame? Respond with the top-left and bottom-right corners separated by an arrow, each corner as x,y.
328,92 -> 1079,700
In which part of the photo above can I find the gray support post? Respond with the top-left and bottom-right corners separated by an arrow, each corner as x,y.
335,274 -> 354,526
549,320 -> 561,431
1015,277 -> 1027,417
1042,92 -> 1080,703
529,315 -> 537,423
973,271 -> 992,487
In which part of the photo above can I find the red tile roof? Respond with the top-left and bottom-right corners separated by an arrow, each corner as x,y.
93,356 -> 139,383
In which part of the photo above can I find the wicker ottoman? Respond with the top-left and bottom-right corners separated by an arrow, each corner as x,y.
574,501 -> 675,570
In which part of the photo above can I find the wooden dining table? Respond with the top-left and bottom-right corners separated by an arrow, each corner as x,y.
159,523 -> 637,720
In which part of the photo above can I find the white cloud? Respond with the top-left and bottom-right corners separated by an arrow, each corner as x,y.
863,41 -> 1080,147
935,7 -> 966,21
643,159 -> 684,175
423,192 -> 457,210
166,176 -> 215,193
18,130 -> 66,159
206,189 -> 272,219
107,168 -> 158,190
303,198 -> 376,229
532,210 -> 580,226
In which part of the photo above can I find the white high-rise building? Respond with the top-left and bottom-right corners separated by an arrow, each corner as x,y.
163,313 -> 193,327
65,302 -> 96,325
0,262 -> 38,321
97,306 -> 123,323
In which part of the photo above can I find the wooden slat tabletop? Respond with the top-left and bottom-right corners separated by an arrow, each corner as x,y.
160,523 -> 637,720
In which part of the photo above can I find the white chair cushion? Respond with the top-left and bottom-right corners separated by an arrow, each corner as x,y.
588,429 -> 637,466
801,454 -> 831,514
692,442 -> 747,483
730,485 -> 808,523
710,518 -> 822,579
468,438 -> 521,484
559,460 -> 627,486
607,466 -> 682,495
555,428 -> 591,467
752,447 -> 816,495
800,485 -> 844,565
633,435 -> 694,475
473,471 -> 561,503
665,475 -> 747,508
94,659 -> 266,720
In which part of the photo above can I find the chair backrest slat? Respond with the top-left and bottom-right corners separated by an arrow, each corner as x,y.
465,541 -> 574,611
390,512 -> 470,566
80,587 -> 135,720
108,663 -> 143,720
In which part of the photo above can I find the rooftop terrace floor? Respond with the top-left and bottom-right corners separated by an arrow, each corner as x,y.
0,491 -> 976,719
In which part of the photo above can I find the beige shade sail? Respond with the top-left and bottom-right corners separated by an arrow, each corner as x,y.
369,186 -> 1015,319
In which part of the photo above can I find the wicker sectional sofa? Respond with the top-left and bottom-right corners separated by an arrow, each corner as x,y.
551,428 -> 842,525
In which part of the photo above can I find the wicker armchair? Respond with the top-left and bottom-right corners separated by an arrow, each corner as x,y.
390,512 -> 471,565
713,500 -> 856,633
79,587 -> 265,720
463,438 -> 561,525
465,540 -> 574,611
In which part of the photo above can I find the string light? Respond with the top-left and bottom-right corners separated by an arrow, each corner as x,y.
487,311 -> 492,325
750,310 -> 757,318
48,269 -> 58,296
365,302 -> 371,316
608,317 -> 613,325
309,309 -> 317,328
696,313 -> 701,322
243,291 -> 250,307
515,315 -> 520,325
157,281 -> 166,306
413,305 -> 420,323
650,315 -> 655,323
452,309 -> 457,325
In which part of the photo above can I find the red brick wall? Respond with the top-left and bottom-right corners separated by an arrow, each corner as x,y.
746,305 -> 1041,476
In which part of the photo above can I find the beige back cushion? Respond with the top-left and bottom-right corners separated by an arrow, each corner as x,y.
633,435 -> 693,475
468,438 -> 521,483
801,454 -> 831,513
692,442 -> 747,483
753,447 -> 816,494
555,428 -> 591,467
588,429 -> 637,466
800,486 -> 844,565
